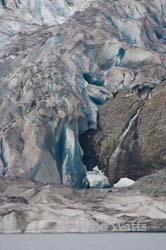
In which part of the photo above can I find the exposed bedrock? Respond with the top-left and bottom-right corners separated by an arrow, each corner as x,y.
0,0 -> 166,187
90,83 -> 166,185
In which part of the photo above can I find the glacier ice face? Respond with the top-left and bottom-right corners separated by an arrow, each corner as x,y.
60,123 -> 87,188
0,0 -> 93,25
0,0 -> 166,188
0,0 -> 94,54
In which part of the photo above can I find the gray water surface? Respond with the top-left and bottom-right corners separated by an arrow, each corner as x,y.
0,233 -> 165,250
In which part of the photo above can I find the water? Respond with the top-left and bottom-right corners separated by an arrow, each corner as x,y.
110,107 -> 141,163
0,233 -> 165,250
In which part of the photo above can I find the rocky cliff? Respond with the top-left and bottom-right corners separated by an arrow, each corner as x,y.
89,83 -> 166,184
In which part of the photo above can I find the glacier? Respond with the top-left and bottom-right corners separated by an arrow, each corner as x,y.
0,0 -> 166,188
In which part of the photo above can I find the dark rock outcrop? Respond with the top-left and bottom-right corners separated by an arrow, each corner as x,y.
91,83 -> 166,184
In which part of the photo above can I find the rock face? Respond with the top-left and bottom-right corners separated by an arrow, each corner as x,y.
0,0 -> 166,188
92,83 -> 166,184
